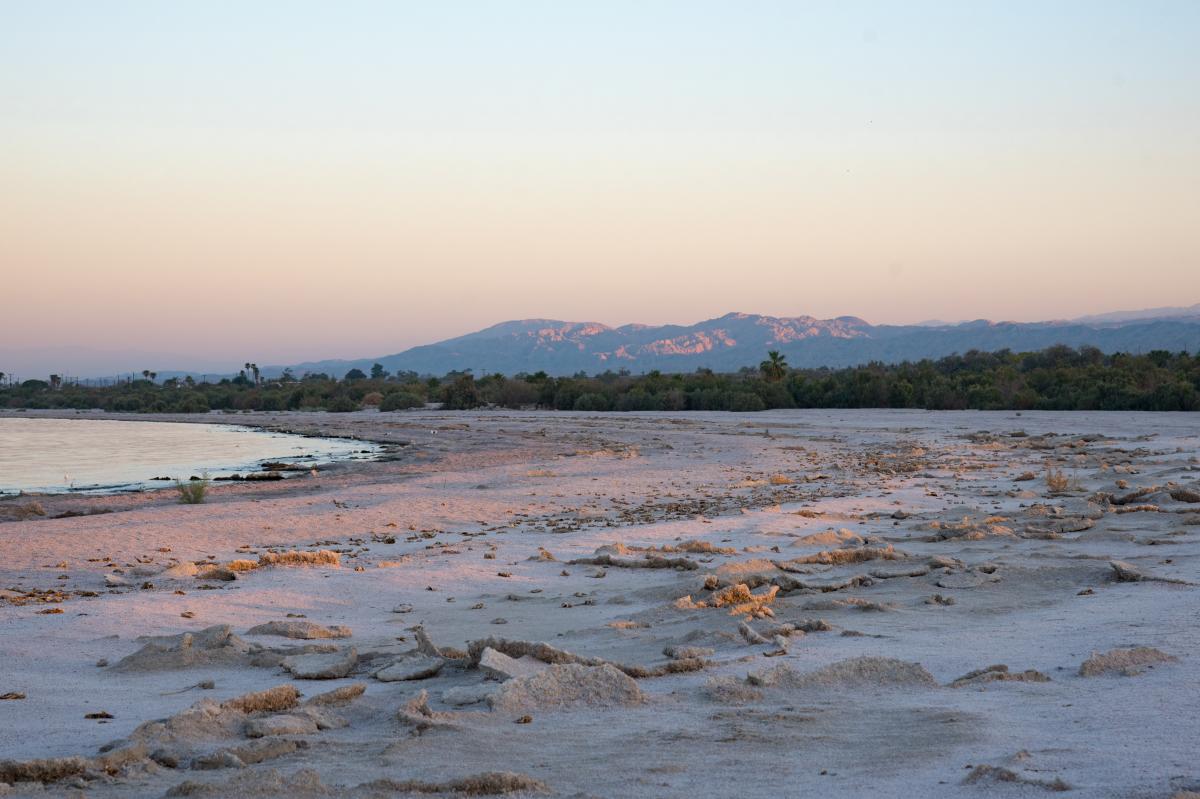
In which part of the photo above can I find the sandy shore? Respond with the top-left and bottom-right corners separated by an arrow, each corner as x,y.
1,409 -> 1198,798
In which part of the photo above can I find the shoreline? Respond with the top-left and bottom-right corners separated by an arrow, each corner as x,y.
0,409 -> 463,521
0,416 -> 381,499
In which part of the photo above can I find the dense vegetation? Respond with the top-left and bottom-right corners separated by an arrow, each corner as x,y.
1,346 -> 1197,414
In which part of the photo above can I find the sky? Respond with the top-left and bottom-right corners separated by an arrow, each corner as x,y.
2,1 -> 1198,370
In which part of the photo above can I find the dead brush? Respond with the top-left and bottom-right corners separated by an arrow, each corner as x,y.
1045,468 -> 1071,494
5,501 -> 47,520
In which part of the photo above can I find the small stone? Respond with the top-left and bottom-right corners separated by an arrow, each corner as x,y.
1109,560 -> 1144,582
191,750 -> 246,770
281,647 -> 357,680
478,648 -> 549,681
442,684 -> 498,706
150,748 -> 180,768
295,705 -> 348,730
374,654 -> 445,682
243,714 -> 319,738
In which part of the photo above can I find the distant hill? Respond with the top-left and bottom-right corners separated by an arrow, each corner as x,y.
1069,303 -> 1200,326
273,310 -> 1200,378
9,308 -> 1198,381
0,346 -> 234,383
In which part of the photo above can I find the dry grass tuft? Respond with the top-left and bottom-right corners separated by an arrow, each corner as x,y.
3,501 -> 47,521
710,582 -> 779,615
304,683 -> 366,706
1045,468 -> 1070,493
220,684 -> 300,713
0,756 -> 91,784
786,545 -> 904,566
176,476 -> 209,504
257,550 -> 341,568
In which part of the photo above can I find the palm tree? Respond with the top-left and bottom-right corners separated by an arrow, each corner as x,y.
759,350 -> 788,382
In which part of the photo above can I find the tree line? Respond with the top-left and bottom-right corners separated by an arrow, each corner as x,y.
1,346 -> 1197,414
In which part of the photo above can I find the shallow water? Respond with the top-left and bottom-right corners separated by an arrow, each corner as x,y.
0,416 -> 375,494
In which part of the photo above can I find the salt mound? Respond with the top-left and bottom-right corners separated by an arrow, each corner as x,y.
783,545 -> 904,566
365,772 -> 551,795
164,767 -> 550,797
246,621 -> 352,640
949,665 -> 1050,688
76,684 -> 303,775
791,529 -> 865,548
488,664 -> 644,712
127,699 -> 247,748
712,559 -> 779,581
1079,647 -> 1177,677
165,767 -> 330,797
703,676 -> 764,705
160,562 -> 200,579
595,542 -> 636,557
113,625 -> 251,672
749,656 -> 937,689
963,764 -> 1071,791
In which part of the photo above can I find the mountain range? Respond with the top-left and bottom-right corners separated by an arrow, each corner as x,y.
8,304 -> 1199,380
279,305 -> 1200,378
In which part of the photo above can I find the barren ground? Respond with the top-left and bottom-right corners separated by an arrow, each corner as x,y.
1,409 -> 1198,798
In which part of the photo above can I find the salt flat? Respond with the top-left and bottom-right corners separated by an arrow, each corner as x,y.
1,409 -> 1198,798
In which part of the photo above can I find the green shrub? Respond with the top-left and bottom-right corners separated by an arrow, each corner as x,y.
174,394 -> 210,413
441,375 -> 481,410
729,391 -> 766,412
326,396 -> 358,413
573,393 -> 612,411
176,475 -> 209,504
380,391 -> 424,411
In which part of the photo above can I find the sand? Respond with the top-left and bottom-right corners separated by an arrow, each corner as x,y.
1,408 -> 1198,797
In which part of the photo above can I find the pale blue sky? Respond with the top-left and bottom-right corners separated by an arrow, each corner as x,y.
2,1 -> 1198,362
